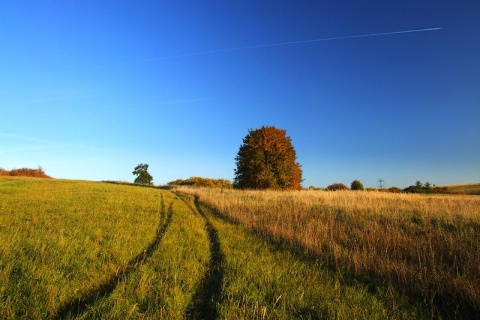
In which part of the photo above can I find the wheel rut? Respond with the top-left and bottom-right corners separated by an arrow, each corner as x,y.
54,195 -> 173,319
177,193 -> 224,320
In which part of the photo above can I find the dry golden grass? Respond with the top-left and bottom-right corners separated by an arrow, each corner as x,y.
445,183 -> 480,195
178,187 -> 480,318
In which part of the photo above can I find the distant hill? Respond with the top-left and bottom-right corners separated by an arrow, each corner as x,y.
0,167 -> 52,179
440,183 -> 480,195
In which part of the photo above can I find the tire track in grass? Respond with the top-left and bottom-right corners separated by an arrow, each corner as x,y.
177,194 -> 224,320
54,195 -> 172,319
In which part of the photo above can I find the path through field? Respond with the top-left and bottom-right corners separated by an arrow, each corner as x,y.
181,195 -> 224,319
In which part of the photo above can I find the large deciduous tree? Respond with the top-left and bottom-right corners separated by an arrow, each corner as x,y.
234,126 -> 302,190
132,163 -> 153,185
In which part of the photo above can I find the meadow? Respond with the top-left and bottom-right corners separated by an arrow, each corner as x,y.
178,187 -> 480,319
1,176 -> 479,319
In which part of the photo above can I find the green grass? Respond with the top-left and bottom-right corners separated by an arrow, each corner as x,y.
77,192 -> 211,319
0,177 -> 169,318
0,177 -> 217,319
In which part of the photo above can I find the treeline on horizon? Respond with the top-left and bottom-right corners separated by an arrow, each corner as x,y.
319,180 -> 460,194
166,176 -> 479,195
0,167 -> 51,179
2,166 -> 478,195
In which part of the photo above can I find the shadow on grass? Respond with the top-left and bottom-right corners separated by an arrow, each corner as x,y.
192,199 -> 439,318
54,196 -> 173,319
176,193 -> 224,320
197,199 -> 480,319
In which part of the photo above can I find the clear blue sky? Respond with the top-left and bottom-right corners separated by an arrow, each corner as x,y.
1,1 -> 479,188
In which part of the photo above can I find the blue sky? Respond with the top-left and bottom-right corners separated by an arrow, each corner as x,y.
1,1 -> 479,188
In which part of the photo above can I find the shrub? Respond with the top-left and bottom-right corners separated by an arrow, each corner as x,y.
326,183 -> 349,191
168,177 -> 233,188
7,167 -> 51,178
388,187 -> 403,193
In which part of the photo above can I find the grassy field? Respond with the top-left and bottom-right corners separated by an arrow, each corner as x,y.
178,187 -> 480,319
1,177 -> 479,319
0,177 -> 211,319
0,177 -> 159,317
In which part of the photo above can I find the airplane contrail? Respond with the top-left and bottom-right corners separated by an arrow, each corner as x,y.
163,27 -> 442,58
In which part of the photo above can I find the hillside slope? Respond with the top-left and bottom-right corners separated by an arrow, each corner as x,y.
442,183 -> 480,195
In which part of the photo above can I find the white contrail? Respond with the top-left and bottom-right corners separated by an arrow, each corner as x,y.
163,27 -> 442,58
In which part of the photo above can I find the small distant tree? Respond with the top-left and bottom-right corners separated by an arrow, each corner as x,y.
415,180 -> 423,189
350,180 -> 364,190
132,163 -> 153,185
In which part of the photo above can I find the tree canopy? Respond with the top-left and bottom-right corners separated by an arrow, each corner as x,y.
350,180 -> 364,190
132,163 -> 153,185
234,126 -> 302,190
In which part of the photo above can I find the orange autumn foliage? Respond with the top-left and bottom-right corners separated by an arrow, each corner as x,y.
234,126 -> 302,190
0,167 -> 51,178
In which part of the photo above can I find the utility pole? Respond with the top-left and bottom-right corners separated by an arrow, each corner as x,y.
377,178 -> 385,189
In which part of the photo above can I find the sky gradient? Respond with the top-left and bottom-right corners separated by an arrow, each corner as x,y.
1,1 -> 479,188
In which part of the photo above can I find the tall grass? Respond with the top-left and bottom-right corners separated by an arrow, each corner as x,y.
181,195 -> 426,319
0,177 -> 164,318
178,187 -> 480,318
